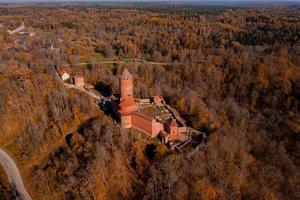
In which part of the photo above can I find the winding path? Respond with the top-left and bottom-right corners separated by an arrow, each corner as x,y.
0,149 -> 32,200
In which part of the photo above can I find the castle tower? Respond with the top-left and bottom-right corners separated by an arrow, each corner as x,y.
119,68 -> 133,100
119,68 -> 137,128
119,96 -> 137,128
168,119 -> 179,141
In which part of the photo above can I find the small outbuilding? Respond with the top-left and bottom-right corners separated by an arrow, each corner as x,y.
74,75 -> 85,87
153,96 -> 164,106
59,69 -> 70,81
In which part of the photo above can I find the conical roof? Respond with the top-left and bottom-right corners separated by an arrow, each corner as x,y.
120,68 -> 132,80
170,119 -> 178,127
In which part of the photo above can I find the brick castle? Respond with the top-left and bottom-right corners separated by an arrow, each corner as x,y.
118,68 -> 191,144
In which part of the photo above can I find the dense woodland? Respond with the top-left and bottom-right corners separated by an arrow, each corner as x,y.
0,3 -> 299,200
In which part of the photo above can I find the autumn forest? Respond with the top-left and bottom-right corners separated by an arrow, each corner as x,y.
0,2 -> 299,200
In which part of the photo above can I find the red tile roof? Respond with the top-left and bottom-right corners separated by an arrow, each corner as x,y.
59,69 -> 67,76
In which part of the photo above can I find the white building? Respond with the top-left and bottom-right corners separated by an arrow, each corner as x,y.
59,69 -> 70,81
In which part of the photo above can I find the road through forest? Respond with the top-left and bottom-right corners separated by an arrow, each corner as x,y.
61,59 -> 173,67
0,148 -> 32,200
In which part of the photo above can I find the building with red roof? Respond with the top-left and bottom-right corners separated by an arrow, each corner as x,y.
118,68 -> 187,143
74,75 -> 85,87
59,69 -> 70,81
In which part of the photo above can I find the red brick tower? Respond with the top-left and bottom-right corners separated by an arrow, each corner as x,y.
119,68 -> 133,100
119,68 -> 137,128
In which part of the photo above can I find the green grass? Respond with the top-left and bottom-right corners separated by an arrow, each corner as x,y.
79,53 -> 107,63
151,137 -> 161,145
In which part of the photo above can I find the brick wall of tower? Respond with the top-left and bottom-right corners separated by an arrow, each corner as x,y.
121,115 -> 132,128
120,79 -> 133,99
119,68 -> 136,129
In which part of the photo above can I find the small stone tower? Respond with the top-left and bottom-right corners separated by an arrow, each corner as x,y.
168,119 -> 179,141
119,68 -> 137,128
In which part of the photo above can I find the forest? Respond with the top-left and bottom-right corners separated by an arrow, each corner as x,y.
0,2 -> 299,200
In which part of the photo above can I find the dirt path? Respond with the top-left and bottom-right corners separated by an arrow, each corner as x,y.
62,59 -> 172,67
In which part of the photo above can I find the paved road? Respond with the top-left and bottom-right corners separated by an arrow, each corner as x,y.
0,149 -> 32,200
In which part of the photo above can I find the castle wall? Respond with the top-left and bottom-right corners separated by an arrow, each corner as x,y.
132,112 -> 163,137
169,126 -> 179,141
132,112 -> 152,136
152,120 -> 164,137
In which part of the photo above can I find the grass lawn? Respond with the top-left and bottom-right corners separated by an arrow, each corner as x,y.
79,53 -> 108,63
